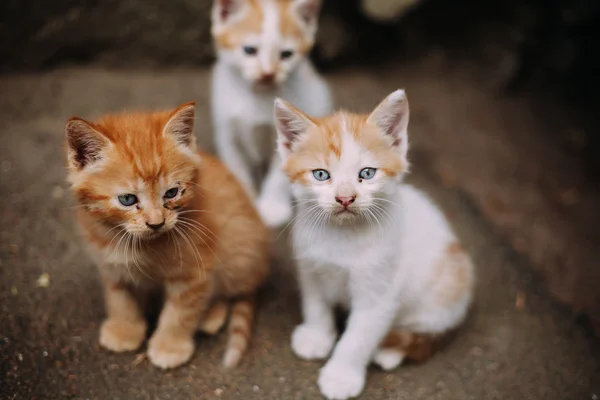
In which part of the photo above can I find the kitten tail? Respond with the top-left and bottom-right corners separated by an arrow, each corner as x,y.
222,295 -> 256,368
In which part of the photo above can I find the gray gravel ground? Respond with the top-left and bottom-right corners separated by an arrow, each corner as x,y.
1,63 -> 599,399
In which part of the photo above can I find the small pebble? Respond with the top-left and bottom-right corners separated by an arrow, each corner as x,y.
11,286 -> 17,295
278,377 -> 286,383
471,346 -> 484,356
1,160 -> 12,172
43,351 -> 48,357
253,385 -> 259,392
214,388 -> 223,396
36,273 -> 50,288
17,353 -> 23,362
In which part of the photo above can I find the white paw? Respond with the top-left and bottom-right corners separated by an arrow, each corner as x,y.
291,324 -> 336,360
372,348 -> 405,371
318,361 -> 366,400
257,196 -> 292,228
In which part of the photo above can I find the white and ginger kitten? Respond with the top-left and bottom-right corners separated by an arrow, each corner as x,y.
210,0 -> 333,228
274,90 -> 475,399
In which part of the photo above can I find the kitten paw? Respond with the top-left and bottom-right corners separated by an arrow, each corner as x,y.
372,348 -> 405,371
199,301 -> 228,335
318,361 -> 366,400
291,324 -> 336,360
147,331 -> 195,369
99,318 -> 146,353
257,196 -> 292,228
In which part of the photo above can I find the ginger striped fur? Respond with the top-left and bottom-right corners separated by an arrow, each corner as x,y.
65,102 -> 271,369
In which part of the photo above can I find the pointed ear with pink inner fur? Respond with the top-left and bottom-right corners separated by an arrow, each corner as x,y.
367,89 -> 410,160
274,98 -> 316,160
163,102 -> 196,149
292,0 -> 322,25
212,0 -> 247,25
66,118 -> 111,170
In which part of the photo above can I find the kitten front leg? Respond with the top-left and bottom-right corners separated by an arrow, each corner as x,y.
215,120 -> 257,200
318,300 -> 396,399
291,264 -> 337,360
98,272 -> 147,352
256,155 -> 293,228
147,278 -> 211,369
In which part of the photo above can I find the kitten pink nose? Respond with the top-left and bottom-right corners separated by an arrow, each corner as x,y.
335,196 -> 355,208
259,73 -> 275,84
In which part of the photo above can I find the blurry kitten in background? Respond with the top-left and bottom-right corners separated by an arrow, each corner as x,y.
274,91 -> 475,399
210,0 -> 333,228
65,102 -> 270,369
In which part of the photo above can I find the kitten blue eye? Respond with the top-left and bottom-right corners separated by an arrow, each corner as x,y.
358,168 -> 376,180
243,46 -> 258,56
280,50 -> 294,60
164,187 -> 179,199
118,194 -> 138,206
312,169 -> 330,181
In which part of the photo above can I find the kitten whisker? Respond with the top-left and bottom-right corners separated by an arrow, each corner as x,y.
129,233 -> 153,281
175,225 -> 206,281
291,199 -> 317,210
176,219 -> 222,264
185,180 -> 215,194
307,209 -> 326,245
366,208 -> 384,237
279,204 -> 320,241
373,197 -> 402,209
178,216 -> 220,242
177,219 -> 215,243
104,222 -> 128,237
178,209 -> 210,215
169,230 -> 185,271
370,204 -> 395,231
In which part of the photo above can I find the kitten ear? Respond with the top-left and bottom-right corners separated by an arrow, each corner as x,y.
66,118 -> 110,170
274,98 -> 315,159
164,102 -> 196,148
212,0 -> 246,24
367,89 -> 409,157
292,0 -> 322,25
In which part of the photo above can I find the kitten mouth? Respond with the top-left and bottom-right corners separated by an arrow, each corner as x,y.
253,80 -> 278,91
334,208 -> 356,216
142,229 -> 168,239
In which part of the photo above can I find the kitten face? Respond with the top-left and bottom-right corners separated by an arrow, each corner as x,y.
274,90 -> 410,224
66,103 -> 200,239
211,0 -> 321,88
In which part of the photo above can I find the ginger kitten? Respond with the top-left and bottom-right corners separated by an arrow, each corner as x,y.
65,102 -> 271,369
210,0 -> 333,228
274,91 -> 475,399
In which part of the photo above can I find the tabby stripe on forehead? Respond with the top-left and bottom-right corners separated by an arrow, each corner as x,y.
76,188 -> 109,202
